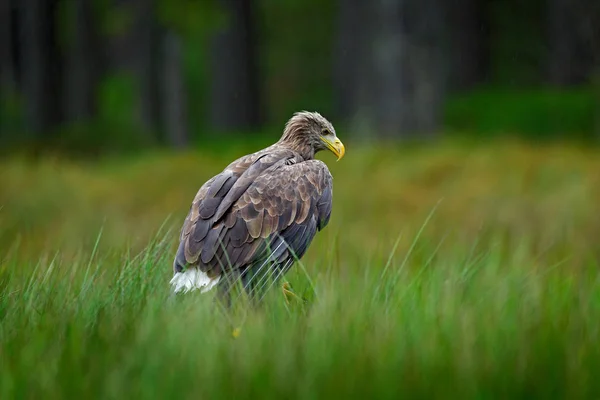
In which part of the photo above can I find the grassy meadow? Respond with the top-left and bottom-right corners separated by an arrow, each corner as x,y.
1,137 -> 600,398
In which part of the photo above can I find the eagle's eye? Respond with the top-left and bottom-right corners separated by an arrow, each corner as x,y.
321,128 -> 331,136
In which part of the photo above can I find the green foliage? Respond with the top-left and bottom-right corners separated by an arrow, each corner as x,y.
49,75 -> 158,156
96,73 -> 138,129
594,71 -> 600,138
0,88 -> 24,145
2,141 -> 600,396
157,0 -> 225,37
1,0 -> 597,154
445,86 -> 597,140
487,0 -> 547,85
259,0 -> 337,121
95,0 -> 136,37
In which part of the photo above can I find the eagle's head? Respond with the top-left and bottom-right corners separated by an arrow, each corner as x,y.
278,111 -> 345,161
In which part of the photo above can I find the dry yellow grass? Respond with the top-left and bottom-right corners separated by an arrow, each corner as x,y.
2,139 -> 598,264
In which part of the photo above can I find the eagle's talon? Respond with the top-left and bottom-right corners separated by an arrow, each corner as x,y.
282,282 -> 303,305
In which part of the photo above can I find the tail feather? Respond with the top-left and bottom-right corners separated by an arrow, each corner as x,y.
170,268 -> 221,294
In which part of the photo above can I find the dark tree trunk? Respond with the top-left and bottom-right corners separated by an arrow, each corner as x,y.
445,0 -> 489,91
64,0 -> 102,123
18,0 -> 63,136
335,0 -> 446,139
333,0 -> 369,121
162,31 -> 188,149
0,0 -> 16,92
547,0 -> 577,85
209,0 -> 262,132
546,0 -> 598,86
135,0 -> 161,134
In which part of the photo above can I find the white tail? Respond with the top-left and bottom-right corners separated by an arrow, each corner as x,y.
170,268 -> 221,294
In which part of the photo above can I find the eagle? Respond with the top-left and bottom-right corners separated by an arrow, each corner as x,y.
170,111 -> 345,303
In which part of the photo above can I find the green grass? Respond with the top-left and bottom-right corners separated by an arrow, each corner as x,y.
1,139 -> 600,398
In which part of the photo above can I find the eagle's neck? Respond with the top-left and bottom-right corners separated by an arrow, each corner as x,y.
276,141 -> 313,160
277,126 -> 315,160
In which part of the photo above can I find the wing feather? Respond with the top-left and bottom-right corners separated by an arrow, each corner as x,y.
174,150 -> 334,294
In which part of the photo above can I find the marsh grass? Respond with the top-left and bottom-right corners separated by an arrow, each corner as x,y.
1,140 -> 600,398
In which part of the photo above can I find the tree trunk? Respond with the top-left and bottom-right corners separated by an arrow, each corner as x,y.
162,31 -> 188,149
135,0 -> 161,134
547,0 -> 576,85
19,0 -> 63,136
445,0 -> 489,91
333,0 -> 369,121
64,0 -> 101,123
209,0 -> 262,132
0,0 -> 16,92
546,0 -> 598,86
335,0 -> 446,139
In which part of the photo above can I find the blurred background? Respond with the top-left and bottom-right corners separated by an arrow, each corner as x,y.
3,3 -> 600,395
0,0 -> 599,154
1,0 -> 600,261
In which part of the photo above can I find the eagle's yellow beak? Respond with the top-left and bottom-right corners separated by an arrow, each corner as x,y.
322,136 -> 345,161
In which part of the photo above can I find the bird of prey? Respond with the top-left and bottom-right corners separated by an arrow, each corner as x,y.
170,111 -> 345,304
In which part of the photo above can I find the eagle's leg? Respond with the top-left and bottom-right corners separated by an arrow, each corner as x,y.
243,267 -> 302,305
214,270 -> 241,310
240,268 -> 264,307
281,281 -> 307,305
281,281 -> 296,304
215,284 -> 232,309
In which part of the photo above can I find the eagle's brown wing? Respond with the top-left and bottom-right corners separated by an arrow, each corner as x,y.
174,151 -> 333,294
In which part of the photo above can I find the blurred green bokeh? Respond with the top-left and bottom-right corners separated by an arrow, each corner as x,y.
0,0 -> 598,155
